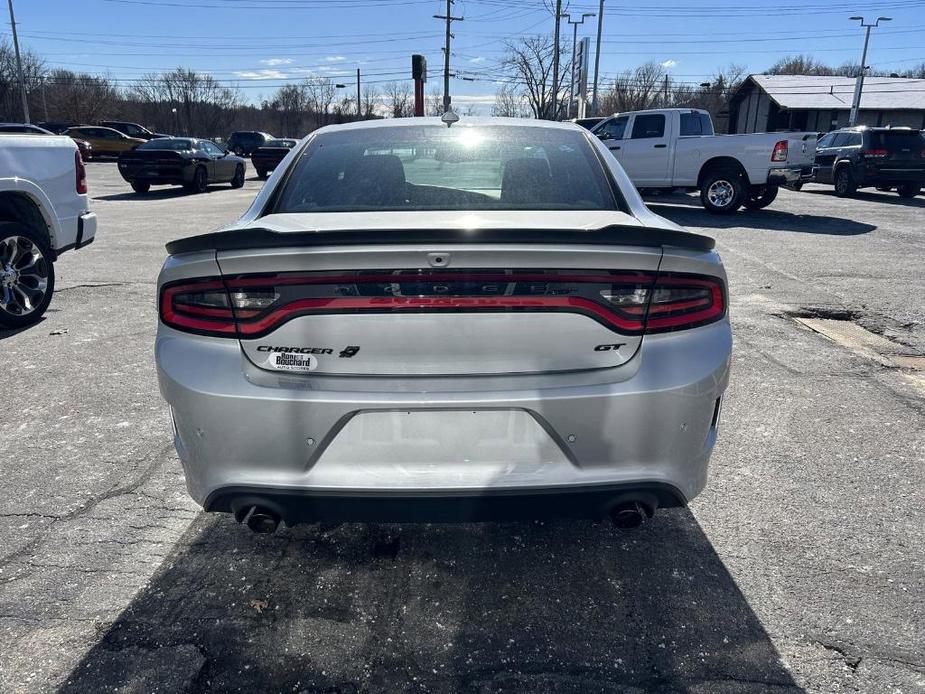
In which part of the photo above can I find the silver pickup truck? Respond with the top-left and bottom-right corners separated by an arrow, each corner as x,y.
0,133 -> 97,327
593,108 -> 817,214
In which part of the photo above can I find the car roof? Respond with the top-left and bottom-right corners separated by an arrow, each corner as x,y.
311,116 -> 585,135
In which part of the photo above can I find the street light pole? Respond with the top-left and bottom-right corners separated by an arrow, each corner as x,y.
848,15 -> 891,126
566,13 -> 595,120
6,0 -> 30,123
591,0 -> 605,116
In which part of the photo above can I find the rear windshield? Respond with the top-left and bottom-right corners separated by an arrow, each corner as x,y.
868,130 -> 924,150
266,139 -> 297,147
272,125 -> 616,213
138,139 -> 192,151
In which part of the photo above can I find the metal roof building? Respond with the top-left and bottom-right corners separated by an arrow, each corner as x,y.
728,75 -> 925,134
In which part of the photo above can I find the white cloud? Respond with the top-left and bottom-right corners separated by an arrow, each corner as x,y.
325,56 -> 346,62
469,56 -> 486,64
234,69 -> 287,80
661,59 -> 678,69
261,58 -> 293,66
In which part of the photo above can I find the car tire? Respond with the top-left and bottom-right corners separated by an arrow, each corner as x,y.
786,181 -> 803,192
700,168 -> 745,215
743,184 -> 779,211
185,166 -> 208,194
0,222 -> 55,329
256,168 -> 267,180
131,181 -> 150,194
897,182 -> 921,198
231,165 -> 245,189
833,166 -> 857,197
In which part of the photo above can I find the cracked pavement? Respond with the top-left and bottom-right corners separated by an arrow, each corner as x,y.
1,165 -> 923,693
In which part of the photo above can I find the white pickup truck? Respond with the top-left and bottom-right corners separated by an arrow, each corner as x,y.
592,108 -> 817,214
0,133 -> 97,327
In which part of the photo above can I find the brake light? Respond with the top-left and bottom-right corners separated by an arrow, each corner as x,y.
862,149 -> 888,158
771,140 -> 788,162
75,150 -> 87,194
159,270 -> 726,338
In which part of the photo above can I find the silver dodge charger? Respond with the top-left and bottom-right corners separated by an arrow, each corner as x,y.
156,117 -> 732,533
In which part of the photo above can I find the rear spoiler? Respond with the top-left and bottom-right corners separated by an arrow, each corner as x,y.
166,225 -> 715,255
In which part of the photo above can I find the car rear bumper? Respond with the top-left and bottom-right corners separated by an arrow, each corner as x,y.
858,167 -> 925,185
157,320 -> 732,520
768,165 -> 813,185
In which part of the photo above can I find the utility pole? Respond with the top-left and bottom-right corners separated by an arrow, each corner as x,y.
434,0 -> 463,113
848,15 -> 891,126
566,13 -> 595,120
357,68 -> 361,118
551,0 -> 563,120
7,0 -> 30,123
591,0 -> 605,116
663,73 -> 669,106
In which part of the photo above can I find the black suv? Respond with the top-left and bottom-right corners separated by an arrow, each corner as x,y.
226,131 -> 274,156
99,120 -> 167,140
813,126 -> 925,198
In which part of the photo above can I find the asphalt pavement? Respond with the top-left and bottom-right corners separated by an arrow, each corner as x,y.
1,163 -> 922,693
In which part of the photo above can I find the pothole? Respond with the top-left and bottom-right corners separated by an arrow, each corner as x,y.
793,315 -> 923,371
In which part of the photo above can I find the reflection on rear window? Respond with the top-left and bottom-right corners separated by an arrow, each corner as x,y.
869,131 -> 924,150
138,139 -> 193,150
272,125 -> 616,212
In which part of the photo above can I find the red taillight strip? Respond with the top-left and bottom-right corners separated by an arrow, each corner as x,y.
234,295 -> 646,336
645,282 -> 724,331
160,279 -> 237,335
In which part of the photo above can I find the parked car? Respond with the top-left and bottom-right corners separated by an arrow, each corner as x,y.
594,108 -> 818,213
117,137 -> 246,194
250,138 -> 298,178
65,126 -> 144,158
226,131 -> 274,156
0,123 -> 92,160
98,120 -> 168,141
0,133 -> 97,327
572,116 -> 606,130
156,118 -> 731,533
36,121 -> 78,135
811,126 -> 925,198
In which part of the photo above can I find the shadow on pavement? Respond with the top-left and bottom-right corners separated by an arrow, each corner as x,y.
0,317 -> 45,340
93,187 -> 230,202
61,510 -> 803,693
805,188 -> 925,208
649,200 -> 876,236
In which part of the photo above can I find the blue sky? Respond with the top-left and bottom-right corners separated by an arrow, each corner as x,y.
6,0 -> 925,114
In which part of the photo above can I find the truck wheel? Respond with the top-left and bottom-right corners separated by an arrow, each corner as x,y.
256,168 -> 267,180
897,182 -> 921,198
833,167 -> 857,197
0,222 -> 55,329
700,169 -> 745,215
131,181 -> 150,194
743,185 -> 779,210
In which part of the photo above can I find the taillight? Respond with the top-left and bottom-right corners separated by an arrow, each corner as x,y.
75,150 -> 87,194
862,149 -> 888,158
771,140 -> 788,162
159,278 -> 237,336
159,270 -> 726,338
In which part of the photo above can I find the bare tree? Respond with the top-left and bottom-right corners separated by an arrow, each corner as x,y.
360,84 -> 381,119
765,55 -> 836,76
0,40 -> 44,121
598,61 -> 667,114
501,36 -> 569,119
128,68 -> 241,137
383,81 -> 413,118
42,69 -> 118,123
426,87 -> 443,116
492,83 -> 527,117
305,77 -> 336,125
266,83 -> 308,137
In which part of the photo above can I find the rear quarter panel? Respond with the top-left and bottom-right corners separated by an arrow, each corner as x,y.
0,134 -> 89,249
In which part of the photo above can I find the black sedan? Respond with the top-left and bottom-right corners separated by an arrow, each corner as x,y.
251,138 -> 299,179
117,137 -> 246,194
